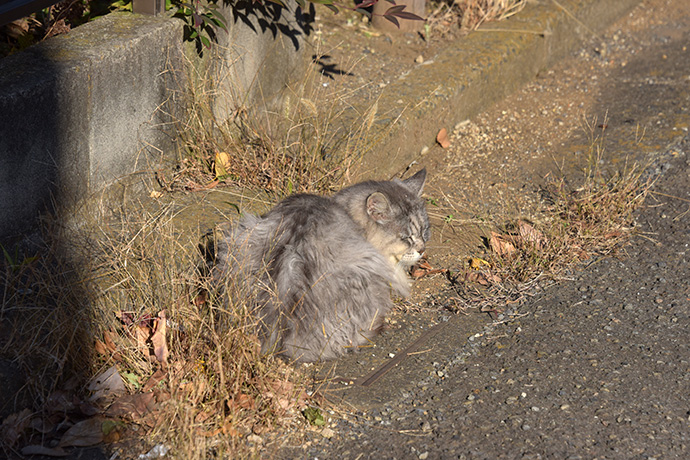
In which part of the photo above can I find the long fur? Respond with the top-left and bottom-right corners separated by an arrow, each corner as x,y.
212,169 -> 430,362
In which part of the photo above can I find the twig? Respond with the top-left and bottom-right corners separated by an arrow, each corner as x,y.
651,190 -> 690,203
492,312 -> 530,326
357,321 -> 449,387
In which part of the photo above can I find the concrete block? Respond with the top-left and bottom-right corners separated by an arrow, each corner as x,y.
0,13 -> 183,240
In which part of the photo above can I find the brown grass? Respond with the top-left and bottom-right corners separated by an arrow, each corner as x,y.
0,200 -> 312,458
157,47 -> 375,198
439,127 -> 654,313
427,0 -> 527,36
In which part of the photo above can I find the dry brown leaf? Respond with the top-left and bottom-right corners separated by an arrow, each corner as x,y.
436,128 -> 451,148
489,232 -> 516,256
228,393 -> 255,411
195,408 -> 215,424
103,330 -> 118,352
151,311 -> 169,367
202,420 -> 241,438
517,220 -> 546,247
30,416 -> 57,434
134,325 -> 150,353
105,392 -> 157,420
88,366 -> 126,402
142,368 -> 167,393
604,230 -> 624,238
58,418 -> 105,447
94,340 -> 109,356
194,290 -> 208,307
45,390 -> 77,413
0,408 -> 32,446
410,259 -> 447,279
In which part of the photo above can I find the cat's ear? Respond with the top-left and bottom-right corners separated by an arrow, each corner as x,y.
403,168 -> 426,197
366,192 -> 392,223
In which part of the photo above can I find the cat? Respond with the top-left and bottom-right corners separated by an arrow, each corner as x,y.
210,168 -> 430,362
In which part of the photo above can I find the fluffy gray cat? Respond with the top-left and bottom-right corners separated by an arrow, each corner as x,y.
211,169 -> 430,362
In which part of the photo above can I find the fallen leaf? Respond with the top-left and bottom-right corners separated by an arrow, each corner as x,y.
436,128 -> 451,148
236,393 -> 255,410
517,219 -> 546,247
106,392 -> 157,421
187,180 -> 219,192
410,259 -> 447,279
303,407 -> 325,426
45,390 -> 76,413
94,340 -> 109,356
489,232 -> 516,256
194,290 -> 208,307
58,418 -> 105,447
30,416 -> 57,434
142,368 -> 167,393
465,271 -> 501,286
0,408 -> 32,446
469,257 -> 491,269
215,152 -> 231,180
134,324 -> 150,354
88,366 -> 126,402
151,311 -> 168,367
121,371 -> 141,389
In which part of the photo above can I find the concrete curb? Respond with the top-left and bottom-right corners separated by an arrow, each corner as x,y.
0,13 -> 183,240
365,0 -> 642,177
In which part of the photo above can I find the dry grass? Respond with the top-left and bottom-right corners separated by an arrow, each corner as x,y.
427,0 -> 527,36
157,47 -> 377,198
0,201 -> 313,458
440,126 -> 654,313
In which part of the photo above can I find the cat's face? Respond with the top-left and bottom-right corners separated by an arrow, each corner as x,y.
364,169 -> 430,267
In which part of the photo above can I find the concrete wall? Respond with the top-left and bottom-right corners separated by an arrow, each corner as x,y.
214,0 -> 312,118
0,5 -> 309,242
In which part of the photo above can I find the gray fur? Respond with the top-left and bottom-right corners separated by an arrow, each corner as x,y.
213,169 -> 430,362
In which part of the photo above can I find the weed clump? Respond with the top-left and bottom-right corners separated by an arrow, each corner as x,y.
158,47 -> 371,198
438,143 -> 654,313
427,0 -> 526,36
0,204 -> 309,458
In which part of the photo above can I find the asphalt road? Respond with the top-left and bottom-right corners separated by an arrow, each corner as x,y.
277,1 -> 690,458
